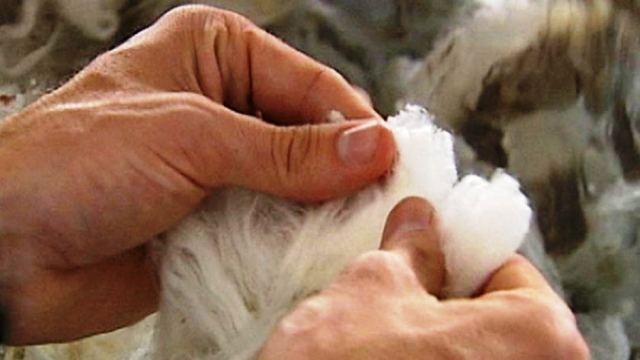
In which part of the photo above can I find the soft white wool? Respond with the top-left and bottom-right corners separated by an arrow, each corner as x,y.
151,106 -> 532,360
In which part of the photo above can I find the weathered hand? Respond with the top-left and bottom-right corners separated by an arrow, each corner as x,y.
259,197 -> 590,359
0,6 -> 395,345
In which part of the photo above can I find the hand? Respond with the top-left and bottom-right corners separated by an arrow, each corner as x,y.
259,197 -> 590,360
0,6 -> 395,345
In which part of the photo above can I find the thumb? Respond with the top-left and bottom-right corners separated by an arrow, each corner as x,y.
224,117 -> 396,202
380,197 -> 445,297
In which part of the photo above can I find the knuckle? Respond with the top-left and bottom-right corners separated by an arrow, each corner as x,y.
161,5 -> 253,35
175,92 -> 211,112
317,67 -> 345,85
270,125 -> 320,186
307,67 -> 347,97
549,310 -> 590,359
217,7 -> 254,29
514,292 -> 588,358
349,252 -> 391,275
565,334 -> 591,360
157,6 -> 231,41
271,296 -> 338,355
160,5 -> 217,24
550,323 -> 590,359
154,93 -> 215,124
521,294 -> 564,328
344,251 -> 408,286
278,297 -> 327,334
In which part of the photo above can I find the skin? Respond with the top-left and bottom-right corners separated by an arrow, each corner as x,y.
260,198 -> 590,359
0,5 -> 394,344
0,5 -> 589,359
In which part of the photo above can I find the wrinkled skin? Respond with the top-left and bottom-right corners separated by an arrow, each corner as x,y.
260,198 -> 590,360
0,6 -> 589,359
0,5 -> 394,344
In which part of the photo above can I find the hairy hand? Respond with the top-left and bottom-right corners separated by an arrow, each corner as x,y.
0,6 -> 395,344
260,198 -> 590,360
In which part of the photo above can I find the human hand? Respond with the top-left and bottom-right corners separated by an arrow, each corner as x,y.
259,197 -> 590,359
0,6 -> 395,345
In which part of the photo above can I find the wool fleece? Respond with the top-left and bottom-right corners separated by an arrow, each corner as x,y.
149,106 -> 532,360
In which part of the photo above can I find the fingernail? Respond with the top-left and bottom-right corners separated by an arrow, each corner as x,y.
337,121 -> 381,165
391,198 -> 434,237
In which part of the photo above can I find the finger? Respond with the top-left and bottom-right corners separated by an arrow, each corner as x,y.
19,93 -> 393,267
380,197 -> 445,297
352,85 -> 373,106
101,6 -> 377,124
100,92 -> 395,203
222,110 -> 396,202
481,255 -> 556,296
183,6 -> 379,124
120,93 -> 394,202
250,39 -> 377,124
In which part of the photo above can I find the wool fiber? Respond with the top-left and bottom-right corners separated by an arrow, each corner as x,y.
151,106 -> 532,359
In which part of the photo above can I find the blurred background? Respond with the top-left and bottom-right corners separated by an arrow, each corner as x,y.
1,0 -> 639,359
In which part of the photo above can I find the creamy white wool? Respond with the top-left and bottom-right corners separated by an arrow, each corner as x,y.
152,106 -> 532,360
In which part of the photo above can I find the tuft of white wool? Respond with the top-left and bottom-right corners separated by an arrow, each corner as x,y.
151,106 -> 532,360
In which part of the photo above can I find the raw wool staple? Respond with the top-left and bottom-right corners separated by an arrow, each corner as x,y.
151,106 -> 532,360
51,0 -> 124,41
0,0 -> 126,79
